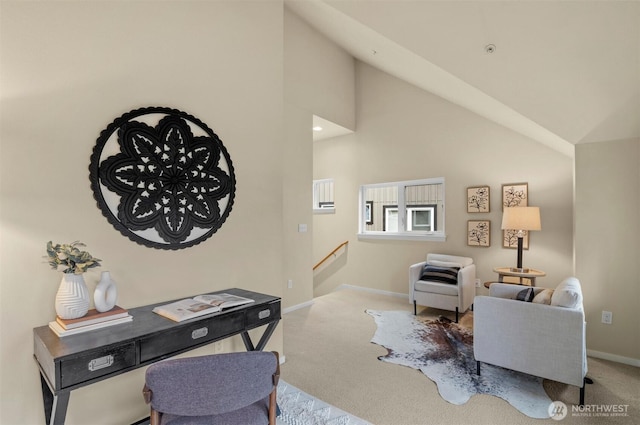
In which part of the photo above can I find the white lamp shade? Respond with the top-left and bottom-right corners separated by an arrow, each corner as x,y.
501,207 -> 541,231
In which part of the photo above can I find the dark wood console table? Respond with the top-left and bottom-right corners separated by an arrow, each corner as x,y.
33,288 -> 281,425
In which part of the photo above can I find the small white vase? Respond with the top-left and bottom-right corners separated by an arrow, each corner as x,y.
55,273 -> 90,319
94,271 -> 118,312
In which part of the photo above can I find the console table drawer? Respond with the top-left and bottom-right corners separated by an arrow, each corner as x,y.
245,301 -> 280,329
60,342 -> 136,388
140,311 -> 244,362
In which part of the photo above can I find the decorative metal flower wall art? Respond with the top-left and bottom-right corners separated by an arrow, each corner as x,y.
89,107 -> 235,250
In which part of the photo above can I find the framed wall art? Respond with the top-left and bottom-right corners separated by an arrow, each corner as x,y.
501,182 -> 529,249
501,182 -> 528,209
467,186 -> 490,213
467,220 -> 490,247
503,228 -> 530,250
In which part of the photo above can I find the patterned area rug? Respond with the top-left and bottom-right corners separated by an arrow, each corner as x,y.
366,310 -> 553,419
277,380 -> 372,425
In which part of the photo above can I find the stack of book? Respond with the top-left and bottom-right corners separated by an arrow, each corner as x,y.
48,306 -> 132,337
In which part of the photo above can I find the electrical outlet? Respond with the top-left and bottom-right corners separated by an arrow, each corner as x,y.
287,279 -> 293,289
213,341 -> 224,353
601,311 -> 613,325
475,278 -> 481,288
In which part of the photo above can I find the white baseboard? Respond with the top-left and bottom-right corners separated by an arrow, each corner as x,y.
282,283 -> 408,314
337,284 -> 409,299
282,299 -> 315,314
587,349 -> 640,367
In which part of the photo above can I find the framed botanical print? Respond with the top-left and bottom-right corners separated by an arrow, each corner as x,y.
503,228 -> 529,249
467,186 -> 490,213
467,220 -> 490,247
502,182 -> 529,249
501,183 -> 528,209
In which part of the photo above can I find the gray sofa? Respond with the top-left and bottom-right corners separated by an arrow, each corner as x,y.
473,277 -> 588,405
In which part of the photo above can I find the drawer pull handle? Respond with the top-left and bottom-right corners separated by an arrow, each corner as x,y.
192,327 -> 209,339
258,309 -> 271,320
88,355 -> 114,371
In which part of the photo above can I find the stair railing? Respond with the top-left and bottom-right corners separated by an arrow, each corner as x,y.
313,241 -> 349,271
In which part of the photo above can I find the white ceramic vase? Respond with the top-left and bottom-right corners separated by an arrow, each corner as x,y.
55,273 -> 90,319
94,271 -> 118,312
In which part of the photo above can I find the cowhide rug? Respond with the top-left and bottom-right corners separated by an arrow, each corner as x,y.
366,310 -> 552,419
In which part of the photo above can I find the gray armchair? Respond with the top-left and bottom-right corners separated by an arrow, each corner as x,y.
409,253 -> 476,322
143,351 -> 280,425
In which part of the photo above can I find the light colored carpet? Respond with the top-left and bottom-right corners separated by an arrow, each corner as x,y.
280,287 -> 640,425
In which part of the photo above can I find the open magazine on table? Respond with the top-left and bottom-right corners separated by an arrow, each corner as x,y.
152,293 -> 254,322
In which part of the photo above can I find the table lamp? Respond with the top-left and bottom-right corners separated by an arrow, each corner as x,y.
501,206 -> 541,272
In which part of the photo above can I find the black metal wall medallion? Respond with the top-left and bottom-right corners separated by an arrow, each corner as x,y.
89,107 -> 235,250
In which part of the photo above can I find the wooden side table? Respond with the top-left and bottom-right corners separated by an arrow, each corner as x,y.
493,267 -> 546,286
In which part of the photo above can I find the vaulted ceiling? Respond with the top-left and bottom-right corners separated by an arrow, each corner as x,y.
288,0 -> 640,156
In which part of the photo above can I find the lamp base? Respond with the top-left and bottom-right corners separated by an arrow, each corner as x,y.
510,267 -> 530,273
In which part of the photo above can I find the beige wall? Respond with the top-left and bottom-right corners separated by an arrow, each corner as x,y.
0,1 -> 284,424
314,62 -> 575,300
576,139 -> 640,361
282,102 -> 314,309
284,7 -> 355,131
284,8 -> 355,307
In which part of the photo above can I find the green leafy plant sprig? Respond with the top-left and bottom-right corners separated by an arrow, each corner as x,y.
46,241 -> 101,275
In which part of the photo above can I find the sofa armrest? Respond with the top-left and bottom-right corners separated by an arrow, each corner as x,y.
458,264 -> 476,310
459,264 -> 476,286
409,261 -> 426,303
474,295 -> 586,386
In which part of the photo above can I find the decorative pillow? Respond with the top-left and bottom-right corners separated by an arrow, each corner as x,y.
420,265 -> 460,285
551,277 -> 583,308
533,288 -> 554,305
426,260 -> 463,269
516,287 -> 535,302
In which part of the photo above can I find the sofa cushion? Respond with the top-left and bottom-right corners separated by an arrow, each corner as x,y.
533,288 -> 554,305
516,287 -> 535,302
420,265 -> 459,285
551,277 -> 583,309
427,260 -> 462,269
414,280 -> 460,296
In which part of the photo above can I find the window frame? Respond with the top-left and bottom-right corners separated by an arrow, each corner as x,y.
313,178 -> 335,214
407,204 -> 437,231
358,177 -> 446,241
